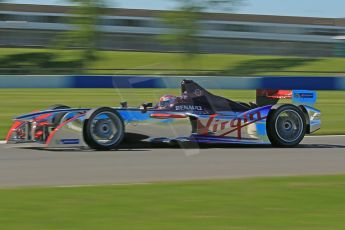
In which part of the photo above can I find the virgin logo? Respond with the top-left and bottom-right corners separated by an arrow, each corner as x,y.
197,110 -> 265,138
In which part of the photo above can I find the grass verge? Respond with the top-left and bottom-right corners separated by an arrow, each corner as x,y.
1,48 -> 345,75
0,89 -> 344,138
0,175 -> 345,229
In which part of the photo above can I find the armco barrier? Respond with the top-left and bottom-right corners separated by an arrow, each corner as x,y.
1,75 -> 345,90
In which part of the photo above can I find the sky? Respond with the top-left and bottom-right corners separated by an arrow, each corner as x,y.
2,0 -> 345,18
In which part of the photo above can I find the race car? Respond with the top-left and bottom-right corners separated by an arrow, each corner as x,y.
6,80 -> 321,150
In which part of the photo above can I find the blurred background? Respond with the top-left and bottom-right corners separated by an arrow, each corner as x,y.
0,0 -> 345,75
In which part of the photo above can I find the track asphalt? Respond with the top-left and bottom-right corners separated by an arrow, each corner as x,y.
0,136 -> 345,188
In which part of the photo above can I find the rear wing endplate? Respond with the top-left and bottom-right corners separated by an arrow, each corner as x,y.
256,90 -> 317,106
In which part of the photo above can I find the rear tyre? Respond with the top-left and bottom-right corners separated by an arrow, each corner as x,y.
267,104 -> 306,147
83,107 -> 125,150
47,104 -> 71,126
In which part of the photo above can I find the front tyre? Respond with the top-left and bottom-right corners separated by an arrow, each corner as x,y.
83,107 -> 125,150
267,104 -> 306,147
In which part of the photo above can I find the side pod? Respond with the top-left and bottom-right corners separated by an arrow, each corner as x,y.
45,114 -> 88,148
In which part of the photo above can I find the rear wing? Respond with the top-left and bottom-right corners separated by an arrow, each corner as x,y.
256,89 -> 317,106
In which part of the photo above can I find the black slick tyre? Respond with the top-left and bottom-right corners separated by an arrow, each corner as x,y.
267,104 -> 306,147
83,107 -> 124,150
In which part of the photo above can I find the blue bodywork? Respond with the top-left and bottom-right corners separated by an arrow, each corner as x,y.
9,80 -> 321,148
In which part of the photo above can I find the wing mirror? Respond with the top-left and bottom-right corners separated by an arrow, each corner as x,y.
140,102 -> 153,113
120,101 -> 128,108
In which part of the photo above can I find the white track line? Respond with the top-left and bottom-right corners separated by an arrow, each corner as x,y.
53,182 -> 153,188
306,135 -> 345,138
0,141 -> 6,144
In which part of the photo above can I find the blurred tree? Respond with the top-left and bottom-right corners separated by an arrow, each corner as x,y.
55,0 -> 107,62
159,0 -> 244,57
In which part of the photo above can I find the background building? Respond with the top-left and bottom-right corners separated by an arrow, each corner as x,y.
1,3 -> 345,56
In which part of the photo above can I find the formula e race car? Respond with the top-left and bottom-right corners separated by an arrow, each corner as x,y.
6,80 -> 321,150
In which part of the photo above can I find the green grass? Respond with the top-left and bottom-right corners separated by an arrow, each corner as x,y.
1,48 -> 345,75
1,175 -> 345,229
0,89 -> 343,138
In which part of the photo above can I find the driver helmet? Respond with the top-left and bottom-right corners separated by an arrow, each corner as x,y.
158,94 -> 177,109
